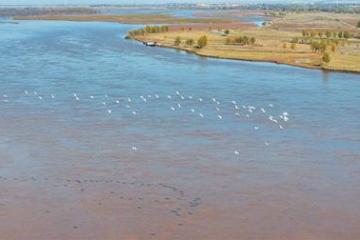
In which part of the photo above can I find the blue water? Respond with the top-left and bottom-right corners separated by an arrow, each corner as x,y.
0,20 -> 359,239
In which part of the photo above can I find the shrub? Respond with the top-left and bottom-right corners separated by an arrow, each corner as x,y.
322,52 -> 331,64
174,36 -> 181,46
185,38 -> 194,46
197,35 -> 208,48
226,35 -> 255,45
250,37 -> 256,44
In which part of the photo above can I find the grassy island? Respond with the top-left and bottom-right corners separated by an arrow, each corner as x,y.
127,12 -> 360,73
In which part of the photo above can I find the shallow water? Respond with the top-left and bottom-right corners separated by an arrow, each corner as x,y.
0,21 -> 359,240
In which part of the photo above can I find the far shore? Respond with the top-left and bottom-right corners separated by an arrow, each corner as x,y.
13,14 -> 234,25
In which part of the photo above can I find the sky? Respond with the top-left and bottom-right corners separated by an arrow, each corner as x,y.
0,0 -> 310,5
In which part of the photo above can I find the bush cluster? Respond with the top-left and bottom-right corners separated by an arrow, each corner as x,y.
302,30 -> 352,39
226,35 -> 256,45
128,25 -> 169,36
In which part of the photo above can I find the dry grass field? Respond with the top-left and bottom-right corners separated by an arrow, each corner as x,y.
129,12 -> 360,73
131,29 -> 322,69
268,12 -> 359,32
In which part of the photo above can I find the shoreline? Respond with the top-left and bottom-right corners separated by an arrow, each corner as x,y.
129,36 -> 360,75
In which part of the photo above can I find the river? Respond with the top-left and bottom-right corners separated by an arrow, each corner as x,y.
0,20 -> 359,240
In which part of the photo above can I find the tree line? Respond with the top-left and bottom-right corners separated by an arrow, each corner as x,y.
301,30 -> 352,39
128,25 -> 169,36
225,35 -> 256,45
174,35 -> 208,49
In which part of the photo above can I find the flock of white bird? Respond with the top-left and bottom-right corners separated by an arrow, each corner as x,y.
1,89 -> 290,156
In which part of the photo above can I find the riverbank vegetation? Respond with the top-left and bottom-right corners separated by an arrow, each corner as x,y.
128,11 -> 360,73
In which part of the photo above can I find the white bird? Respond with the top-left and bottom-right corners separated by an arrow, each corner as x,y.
24,90 -> 28,95
170,107 -> 175,111
269,116 -> 278,123
231,100 -> 236,105
254,126 -> 259,130
188,96 -> 193,99
218,115 -> 223,120
265,142 -> 270,146
198,98 -> 203,102
235,112 -> 240,116
261,108 -> 266,113
51,94 -> 55,99
127,97 -> 132,102
167,95 -> 172,99
155,94 -> 159,99
191,108 -> 195,113
75,96 -> 80,101
212,98 -> 216,102
102,102 -> 106,105
177,103 -> 181,108
199,113 -> 204,118
176,91 -> 180,95
246,114 -> 250,118
116,100 -> 120,104
269,104 -> 274,108
131,146 -> 138,151
234,151 -> 240,155
90,95 -> 94,99
107,109 -> 112,114
3,94 -> 8,98
180,95 -> 185,100
215,107 -> 220,112
132,111 -> 137,115
38,96 -> 43,100
104,94 -> 108,98
33,91 -> 37,95
234,105 -> 239,110
279,125 -> 284,129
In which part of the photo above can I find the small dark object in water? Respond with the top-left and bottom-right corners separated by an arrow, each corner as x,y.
143,41 -> 160,47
